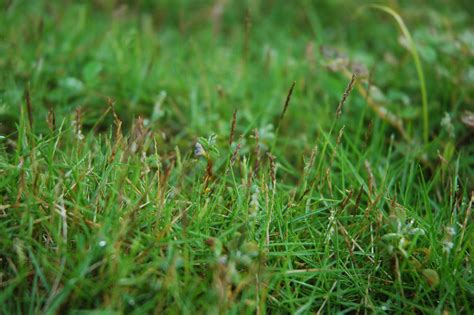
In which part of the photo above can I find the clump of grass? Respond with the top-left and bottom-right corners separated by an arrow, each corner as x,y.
0,1 -> 473,314
2,84 -> 473,314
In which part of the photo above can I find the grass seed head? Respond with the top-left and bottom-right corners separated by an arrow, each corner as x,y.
336,72 -> 357,118
229,109 -> 237,146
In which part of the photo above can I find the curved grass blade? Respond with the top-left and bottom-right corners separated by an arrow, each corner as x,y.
365,4 -> 429,144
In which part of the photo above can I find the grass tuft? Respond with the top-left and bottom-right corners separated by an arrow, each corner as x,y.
0,1 -> 472,313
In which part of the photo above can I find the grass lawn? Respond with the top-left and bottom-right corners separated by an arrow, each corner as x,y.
1,0 -> 473,313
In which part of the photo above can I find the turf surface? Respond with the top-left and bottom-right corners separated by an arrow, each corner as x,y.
1,1 -> 473,313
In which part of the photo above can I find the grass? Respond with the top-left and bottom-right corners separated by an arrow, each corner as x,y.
365,4 -> 430,144
1,0 -> 473,313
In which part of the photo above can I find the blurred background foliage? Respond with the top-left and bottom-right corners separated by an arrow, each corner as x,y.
0,0 -> 473,152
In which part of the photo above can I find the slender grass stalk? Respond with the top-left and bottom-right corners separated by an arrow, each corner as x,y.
365,4 -> 429,144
